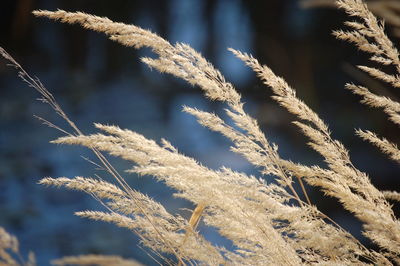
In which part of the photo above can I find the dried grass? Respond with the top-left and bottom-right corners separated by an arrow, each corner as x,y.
1,0 -> 399,265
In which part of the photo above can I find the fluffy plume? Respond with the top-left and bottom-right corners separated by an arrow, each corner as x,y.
51,255 -> 143,266
0,227 -> 35,266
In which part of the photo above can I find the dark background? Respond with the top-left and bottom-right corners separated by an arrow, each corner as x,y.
0,0 -> 399,265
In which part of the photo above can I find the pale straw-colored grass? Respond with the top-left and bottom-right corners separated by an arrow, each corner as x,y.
1,0 -> 399,265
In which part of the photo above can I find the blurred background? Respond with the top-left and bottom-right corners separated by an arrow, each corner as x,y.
0,0 -> 399,265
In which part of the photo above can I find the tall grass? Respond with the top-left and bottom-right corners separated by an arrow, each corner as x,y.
1,0 -> 399,265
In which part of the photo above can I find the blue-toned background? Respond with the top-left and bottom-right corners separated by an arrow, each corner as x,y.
1,0 -> 399,265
